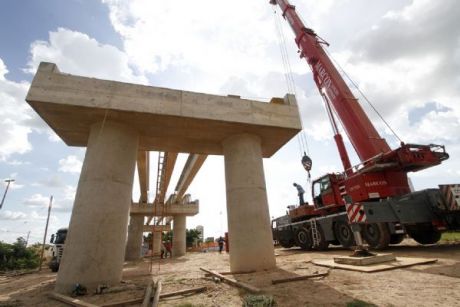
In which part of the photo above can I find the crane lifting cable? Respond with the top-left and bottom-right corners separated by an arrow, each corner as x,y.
273,6 -> 313,176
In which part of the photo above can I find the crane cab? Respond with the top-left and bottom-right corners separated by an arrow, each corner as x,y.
312,174 -> 345,211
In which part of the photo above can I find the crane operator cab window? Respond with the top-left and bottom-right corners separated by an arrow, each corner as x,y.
313,176 -> 332,208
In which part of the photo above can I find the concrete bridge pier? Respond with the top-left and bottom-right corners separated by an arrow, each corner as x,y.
125,215 -> 144,261
223,133 -> 276,272
172,215 -> 186,257
55,121 -> 139,293
152,231 -> 162,256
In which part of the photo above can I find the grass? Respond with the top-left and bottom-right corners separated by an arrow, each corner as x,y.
440,232 -> 460,242
346,299 -> 377,307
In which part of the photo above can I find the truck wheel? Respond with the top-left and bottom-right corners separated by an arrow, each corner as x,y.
279,238 -> 294,248
362,223 -> 390,250
390,234 -> 405,245
294,227 -> 313,250
333,221 -> 355,249
313,225 -> 329,251
49,260 -> 60,272
410,230 -> 441,245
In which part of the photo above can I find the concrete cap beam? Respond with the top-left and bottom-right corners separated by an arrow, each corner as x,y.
26,62 -> 301,157
142,224 -> 171,233
130,203 -> 199,217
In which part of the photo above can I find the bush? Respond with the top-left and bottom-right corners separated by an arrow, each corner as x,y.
0,237 -> 41,271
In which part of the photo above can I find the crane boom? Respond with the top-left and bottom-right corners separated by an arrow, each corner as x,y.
270,0 -> 390,162
271,0 -> 448,179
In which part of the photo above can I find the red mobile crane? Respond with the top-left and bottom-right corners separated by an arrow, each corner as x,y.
270,0 -> 460,250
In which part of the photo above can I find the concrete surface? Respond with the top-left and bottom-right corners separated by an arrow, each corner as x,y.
130,202 -> 199,216
26,62 -> 301,157
55,121 -> 139,293
125,215 -> 144,261
334,253 -> 396,266
223,134 -> 276,272
152,232 -> 162,256
313,257 -> 438,272
142,224 -> 171,233
172,215 -> 186,257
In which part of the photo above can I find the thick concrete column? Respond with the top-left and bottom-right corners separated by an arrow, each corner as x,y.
152,231 -> 162,256
55,121 -> 139,294
222,134 -> 276,272
172,215 -> 186,257
125,215 -> 144,261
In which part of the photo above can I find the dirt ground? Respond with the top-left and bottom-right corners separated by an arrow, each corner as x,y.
1,239 -> 460,307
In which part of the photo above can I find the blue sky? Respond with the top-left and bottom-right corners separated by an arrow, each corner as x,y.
1,0 -> 459,244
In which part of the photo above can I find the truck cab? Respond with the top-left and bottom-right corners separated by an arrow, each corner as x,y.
312,174 -> 345,211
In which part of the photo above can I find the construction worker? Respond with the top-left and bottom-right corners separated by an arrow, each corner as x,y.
217,236 -> 225,253
293,183 -> 305,206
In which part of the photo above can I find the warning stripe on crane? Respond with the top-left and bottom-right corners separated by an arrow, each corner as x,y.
439,184 -> 460,211
339,185 -> 346,196
345,202 -> 367,223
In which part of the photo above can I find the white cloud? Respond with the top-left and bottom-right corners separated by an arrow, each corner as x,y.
0,58 -> 36,161
102,0 -> 282,91
0,210 -> 27,220
25,28 -> 147,84
58,155 -> 83,174
23,193 -> 50,209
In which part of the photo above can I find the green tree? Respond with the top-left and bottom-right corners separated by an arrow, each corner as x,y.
186,229 -> 202,247
0,237 -> 40,271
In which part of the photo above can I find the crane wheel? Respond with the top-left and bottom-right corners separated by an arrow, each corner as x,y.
279,238 -> 295,248
333,221 -> 355,249
362,223 -> 391,250
294,227 -> 313,250
313,224 -> 329,251
409,228 -> 441,245
390,234 -> 405,245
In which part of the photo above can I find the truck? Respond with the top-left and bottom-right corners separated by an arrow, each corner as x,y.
48,227 -> 67,272
269,0 -> 460,250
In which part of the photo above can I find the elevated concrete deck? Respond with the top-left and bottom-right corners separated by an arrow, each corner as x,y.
26,63 -> 301,157
130,203 -> 199,216
142,224 -> 171,233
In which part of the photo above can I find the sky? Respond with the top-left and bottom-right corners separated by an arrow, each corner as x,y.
0,0 -> 459,244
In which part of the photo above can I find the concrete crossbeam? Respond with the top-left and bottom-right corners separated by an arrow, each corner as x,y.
130,203 -> 199,217
26,62 -> 301,157
156,152 -> 178,204
137,151 -> 149,203
142,224 -> 171,233
175,154 -> 207,199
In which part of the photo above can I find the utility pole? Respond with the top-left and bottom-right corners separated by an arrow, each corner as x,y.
39,196 -> 53,271
0,179 -> 15,210
25,231 -> 31,247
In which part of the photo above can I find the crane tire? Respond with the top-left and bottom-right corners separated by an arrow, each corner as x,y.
362,223 -> 391,250
294,227 -> 313,250
333,221 -> 355,249
410,229 -> 441,245
390,234 -> 405,245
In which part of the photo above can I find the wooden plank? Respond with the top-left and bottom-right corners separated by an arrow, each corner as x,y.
141,278 -> 155,307
271,272 -> 329,285
200,267 -> 260,293
312,257 -> 437,273
204,270 -> 255,277
151,280 -> 162,307
99,286 -> 207,307
49,292 -> 99,307
160,286 -> 207,299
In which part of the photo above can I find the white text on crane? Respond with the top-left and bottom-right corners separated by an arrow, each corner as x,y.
315,61 -> 340,100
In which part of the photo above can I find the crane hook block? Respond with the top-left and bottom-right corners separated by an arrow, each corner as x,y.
301,154 -> 312,172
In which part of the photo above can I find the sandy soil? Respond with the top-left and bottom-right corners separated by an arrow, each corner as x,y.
1,239 -> 459,307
